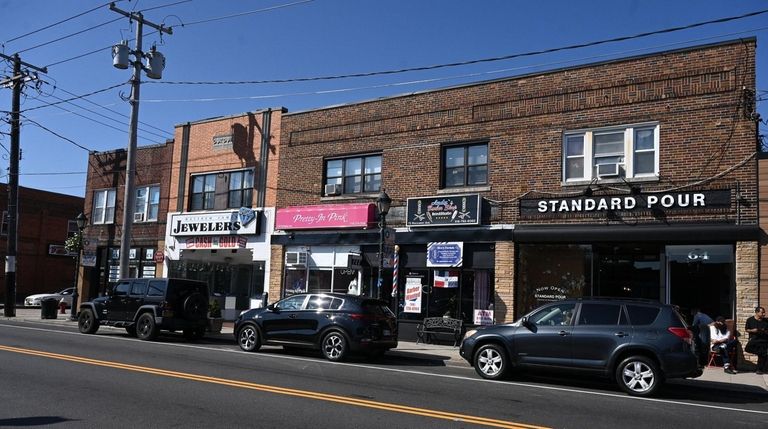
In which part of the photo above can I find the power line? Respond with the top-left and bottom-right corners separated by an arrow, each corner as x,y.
15,17 -> 123,55
2,1 -> 118,45
19,171 -> 86,176
149,8 -> 768,87
171,0 -> 313,27
47,99 -> 168,143
20,115 -> 92,151
19,82 -> 128,113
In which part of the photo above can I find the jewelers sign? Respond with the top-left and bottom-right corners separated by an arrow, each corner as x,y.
519,189 -> 731,218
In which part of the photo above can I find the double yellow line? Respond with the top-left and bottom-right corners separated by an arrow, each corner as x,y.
0,344 -> 548,428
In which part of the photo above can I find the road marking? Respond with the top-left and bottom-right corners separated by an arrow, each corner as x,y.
0,344 -> 547,429
2,323 -> 767,415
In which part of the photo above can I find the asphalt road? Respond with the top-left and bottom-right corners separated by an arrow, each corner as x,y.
0,320 -> 766,429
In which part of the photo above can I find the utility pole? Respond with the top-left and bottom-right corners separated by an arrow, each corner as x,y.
0,53 -> 47,317
109,3 -> 171,279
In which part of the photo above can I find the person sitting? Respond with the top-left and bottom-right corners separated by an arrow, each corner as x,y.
710,316 -> 737,374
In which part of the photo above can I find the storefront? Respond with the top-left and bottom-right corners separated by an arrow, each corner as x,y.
88,245 -> 161,297
164,208 -> 273,319
514,188 -> 758,321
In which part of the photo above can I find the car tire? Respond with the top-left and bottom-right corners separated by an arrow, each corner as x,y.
321,330 -> 348,362
616,355 -> 661,397
238,324 -> 261,352
473,343 -> 508,380
125,325 -> 137,337
183,293 -> 207,320
136,313 -> 159,341
78,309 -> 99,334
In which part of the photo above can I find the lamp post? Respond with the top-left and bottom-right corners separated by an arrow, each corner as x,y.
71,212 -> 87,321
376,189 -> 391,299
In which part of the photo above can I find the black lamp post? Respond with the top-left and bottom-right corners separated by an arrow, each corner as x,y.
376,189 -> 391,299
70,212 -> 87,321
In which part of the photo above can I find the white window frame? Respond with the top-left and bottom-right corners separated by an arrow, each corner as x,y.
562,122 -> 659,182
135,185 -> 160,222
92,189 -> 116,225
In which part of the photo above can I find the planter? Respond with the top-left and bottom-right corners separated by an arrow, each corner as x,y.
207,317 -> 223,333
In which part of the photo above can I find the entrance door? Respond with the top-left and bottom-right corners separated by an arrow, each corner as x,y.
666,245 -> 734,319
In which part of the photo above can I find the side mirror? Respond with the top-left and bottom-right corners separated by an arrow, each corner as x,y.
267,304 -> 277,312
522,316 -> 535,331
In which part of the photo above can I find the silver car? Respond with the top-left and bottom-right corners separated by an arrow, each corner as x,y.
24,287 -> 75,307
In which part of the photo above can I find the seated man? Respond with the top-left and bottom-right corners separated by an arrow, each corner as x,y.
710,316 -> 738,374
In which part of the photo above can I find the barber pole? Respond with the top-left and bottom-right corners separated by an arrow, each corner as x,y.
391,245 -> 399,298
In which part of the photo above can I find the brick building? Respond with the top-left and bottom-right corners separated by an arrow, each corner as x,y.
81,142 -> 174,301
0,185 -> 84,303
162,109 -> 284,318
270,39 -> 759,339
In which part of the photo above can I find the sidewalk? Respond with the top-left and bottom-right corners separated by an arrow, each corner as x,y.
3,306 -> 766,394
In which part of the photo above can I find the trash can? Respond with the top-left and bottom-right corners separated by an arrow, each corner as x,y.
41,297 -> 58,319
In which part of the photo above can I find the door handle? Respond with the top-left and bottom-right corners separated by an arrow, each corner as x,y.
559,330 -> 570,336
289,314 -> 297,319
615,332 -> 629,337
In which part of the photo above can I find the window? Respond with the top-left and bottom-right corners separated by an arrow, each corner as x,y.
325,154 -> 381,195
228,170 -> 253,208
130,280 -> 148,296
135,185 -> 160,222
148,280 -> 166,297
113,281 -> 131,296
529,303 -> 577,326
67,220 -> 78,238
190,174 -> 216,211
92,189 -> 116,224
443,142 -> 488,188
578,303 -> 622,325
626,305 -> 660,325
563,123 -> 658,181
277,295 -> 307,310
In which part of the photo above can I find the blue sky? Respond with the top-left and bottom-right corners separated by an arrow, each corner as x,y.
1,0 -> 766,198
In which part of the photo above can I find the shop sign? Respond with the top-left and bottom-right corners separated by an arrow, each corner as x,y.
48,244 -> 76,257
404,276 -> 423,313
184,235 -> 247,249
154,252 -> 165,263
275,203 -> 376,230
407,194 -> 481,227
427,242 -> 463,267
171,209 -> 261,237
81,251 -> 97,267
533,285 -> 568,303
519,189 -> 731,218
213,134 -> 233,148
474,310 -> 494,325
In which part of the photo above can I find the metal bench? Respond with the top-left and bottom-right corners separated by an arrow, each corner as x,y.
416,317 -> 464,346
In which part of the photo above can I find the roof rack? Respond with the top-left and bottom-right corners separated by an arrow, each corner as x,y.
576,296 -> 660,304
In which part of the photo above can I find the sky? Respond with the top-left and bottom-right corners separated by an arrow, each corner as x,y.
0,0 -> 766,198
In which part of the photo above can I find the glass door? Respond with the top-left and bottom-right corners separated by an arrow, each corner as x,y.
666,245 -> 734,319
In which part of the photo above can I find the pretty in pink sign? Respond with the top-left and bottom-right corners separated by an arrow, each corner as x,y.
275,203 -> 376,230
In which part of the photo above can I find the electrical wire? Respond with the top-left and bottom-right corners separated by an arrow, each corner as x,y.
19,171 -> 86,176
47,100 -> 168,144
15,18 -> 123,55
2,1 -> 119,46
151,8 -> 768,86
20,82 -> 128,113
20,115 -> 93,152
171,0 -> 313,27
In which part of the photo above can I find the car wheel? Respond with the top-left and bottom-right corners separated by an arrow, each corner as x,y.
125,325 -> 137,337
183,293 -> 207,320
321,331 -> 348,362
474,343 -> 508,380
183,328 -> 205,341
238,324 -> 261,352
78,309 -> 99,334
616,356 -> 661,397
136,313 -> 159,341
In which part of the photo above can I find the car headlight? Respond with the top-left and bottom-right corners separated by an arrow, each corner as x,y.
463,329 -> 477,340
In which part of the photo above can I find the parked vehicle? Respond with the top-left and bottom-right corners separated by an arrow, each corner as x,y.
460,298 -> 702,397
77,278 -> 209,341
234,293 -> 397,362
25,287 -> 75,308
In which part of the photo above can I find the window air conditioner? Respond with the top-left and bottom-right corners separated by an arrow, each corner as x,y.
596,163 -> 620,178
285,251 -> 308,266
133,212 -> 145,222
324,183 -> 341,196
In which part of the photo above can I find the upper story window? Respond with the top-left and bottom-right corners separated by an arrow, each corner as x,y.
443,142 -> 488,188
135,185 -> 160,222
324,154 -> 381,195
67,220 -> 78,238
190,169 -> 254,211
563,123 -> 659,182
92,189 -> 116,224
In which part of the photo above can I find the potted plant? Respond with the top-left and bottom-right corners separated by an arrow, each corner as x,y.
207,299 -> 223,333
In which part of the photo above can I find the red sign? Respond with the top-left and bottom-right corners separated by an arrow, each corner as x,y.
184,236 -> 247,249
275,203 -> 376,230
154,252 -> 164,263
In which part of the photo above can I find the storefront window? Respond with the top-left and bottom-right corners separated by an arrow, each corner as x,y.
308,269 -> 332,294
334,268 -> 359,295
517,244 -> 592,317
667,245 -> 734,320
284,269 -> 307,296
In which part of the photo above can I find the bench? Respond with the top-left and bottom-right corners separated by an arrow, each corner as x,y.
416,317 -> 464,346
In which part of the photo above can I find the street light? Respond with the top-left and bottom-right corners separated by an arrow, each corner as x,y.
70,212 -> 87,321
376,189 -> 391,299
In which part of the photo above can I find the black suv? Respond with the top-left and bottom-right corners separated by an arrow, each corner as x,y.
77,278 -> 209,341
234,293 -> 398,361
460,298 -> 702,396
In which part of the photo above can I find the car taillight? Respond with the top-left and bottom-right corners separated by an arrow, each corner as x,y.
349,313 -> 374,321
668,327 -> 692,344
160,300 -> 174,318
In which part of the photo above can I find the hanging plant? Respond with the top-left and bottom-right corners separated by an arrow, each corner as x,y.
64,232 -> 83,255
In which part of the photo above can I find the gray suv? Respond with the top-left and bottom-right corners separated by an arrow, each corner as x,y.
77,278 -> 209,341
460,298 -> 702,396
